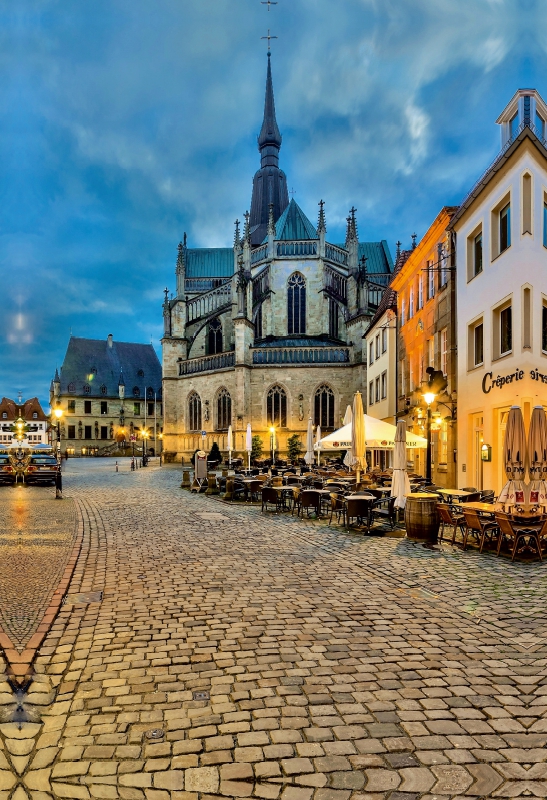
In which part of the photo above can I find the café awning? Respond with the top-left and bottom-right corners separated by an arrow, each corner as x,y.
319,416 -> 427,450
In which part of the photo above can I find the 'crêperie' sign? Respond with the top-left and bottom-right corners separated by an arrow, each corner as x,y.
482,368 -> 547,394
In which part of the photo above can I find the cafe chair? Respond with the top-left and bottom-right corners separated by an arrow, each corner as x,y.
462,508 -> 499,552
261,487 -> 282,513
328,493 -> 346,526
246,480 -> 262,502
463,491 -> 482,502
480,489 -> 496,503
298,490 -> 321,518
370,496 -> 397,530
346,497 -> 374,532
438,503 -> 465,545
495,511 -> 542,561
461,486 -> 478,492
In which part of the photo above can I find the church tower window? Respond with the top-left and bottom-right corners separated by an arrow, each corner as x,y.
188,392 -> 202,432
288,273 -> 306,335
207,318 -> 223,354
328,298 -> 339,339
216,388 -> 231,430
255,305 -> 263,339
314,384 -> 335,429
267,385 -> 287,428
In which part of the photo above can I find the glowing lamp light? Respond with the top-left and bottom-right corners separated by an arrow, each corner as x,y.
54,407 -> 63,420
423,392 -> 436,406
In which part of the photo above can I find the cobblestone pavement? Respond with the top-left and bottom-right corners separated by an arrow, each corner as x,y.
1,459 -> 547,799
0,488 -> 76,649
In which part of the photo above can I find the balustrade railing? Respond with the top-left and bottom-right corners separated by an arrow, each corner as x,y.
185,277 -> 229,293
179,351 -> 235,375
252,346 -> 350,365
324,266 -> 348,304
325,243 -> 348,266
276,241 -> 317,257
186,283 -> 232,324
251,244 -> 268,264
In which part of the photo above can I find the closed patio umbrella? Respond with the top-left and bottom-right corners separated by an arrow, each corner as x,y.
304,417 -> 314,465
227,424 -> 233,467
498,405 -> 526,508
528,405 -> 547,508
351,391 -> 367,476
315,425 -> 321,466
391,419 -> 411,510
245,423 -> 252,472
343,405 -> 353,426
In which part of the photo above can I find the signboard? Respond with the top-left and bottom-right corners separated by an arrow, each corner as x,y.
201,430 -> 207,437
195,450 -> 208,480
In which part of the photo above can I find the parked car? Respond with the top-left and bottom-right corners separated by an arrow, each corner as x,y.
24,454 -> 59,485
0,452 -> 16,484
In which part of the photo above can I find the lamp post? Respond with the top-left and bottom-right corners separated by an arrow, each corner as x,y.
53,407 -> 63,464
141,428 -> 149,467
423,391 -> 435,486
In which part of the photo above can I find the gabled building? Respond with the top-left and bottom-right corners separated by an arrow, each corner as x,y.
451,89 -> 547,493
391,208 -> 458,488
51,334 -> 163,455
0,397 -> 48,446
162,51 -> 393,462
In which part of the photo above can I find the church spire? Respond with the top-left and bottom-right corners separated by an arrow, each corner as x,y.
258,51 -> 282,165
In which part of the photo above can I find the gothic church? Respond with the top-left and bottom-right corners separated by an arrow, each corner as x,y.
161,52 -> 392,461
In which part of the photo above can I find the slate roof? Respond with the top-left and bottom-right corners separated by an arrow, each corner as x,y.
0,397 -> 47,421
273,199 -> 318,241
331,240 -> 393,281
58,337 -> 162,398
185,248 -> 233,279
363,288 -> 397,338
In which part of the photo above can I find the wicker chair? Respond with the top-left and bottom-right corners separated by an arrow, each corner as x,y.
370,496 -> 397,530
328,493 -> 346,526
462,508 -> 499,552
261,487 -> 282,513
346,497 -> 374,531
299,490 -> 321,518
438,503 -> 465,545
495,512 -> 543,560
480,489 -> 496,503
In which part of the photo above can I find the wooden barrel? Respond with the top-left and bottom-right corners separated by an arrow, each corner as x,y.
404,493 -> 439,542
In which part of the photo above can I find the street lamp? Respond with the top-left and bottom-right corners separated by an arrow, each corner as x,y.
53,406 -> 63,463
141,428 -> 149,467
423,392 -> 435,485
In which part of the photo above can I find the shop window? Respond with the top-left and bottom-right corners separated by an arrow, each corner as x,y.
287,272 -> 306,334
188,392 -> 201,431
267,385 -> 287,428
84,400 -> 92,414
314,384 -> 334,429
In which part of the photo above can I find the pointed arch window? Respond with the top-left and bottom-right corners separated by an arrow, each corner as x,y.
188,392 -> 202,432
254,305 -> 263,339
207,317 -> 223,354
216,388 -> 231,430
267,385 -> 287,428
287,272 -> 306,334
314,384 -> 335,429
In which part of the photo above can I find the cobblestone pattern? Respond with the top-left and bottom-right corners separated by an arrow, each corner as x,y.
0,488 -> 76,649
1,461 -> 547,799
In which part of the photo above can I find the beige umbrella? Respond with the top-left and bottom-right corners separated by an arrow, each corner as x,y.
351,391 -> 367,476
528,405 -> 547,508
245,423 -> 252,472
304,417 -> 314,465
315,425 -> 322,466
498,405 -> 526,508
227,424 -> 233,467
343,405 -> 353,426
391,419 -> 411,509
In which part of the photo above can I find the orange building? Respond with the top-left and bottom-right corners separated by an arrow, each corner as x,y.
390,207 -> 458,487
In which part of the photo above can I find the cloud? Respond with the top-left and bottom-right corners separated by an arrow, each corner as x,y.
0,0 -> 544,403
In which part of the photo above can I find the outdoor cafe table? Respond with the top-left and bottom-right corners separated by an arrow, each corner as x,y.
438,488 -> 475,503
459,501 -> 496,514
270,484 -> 299,510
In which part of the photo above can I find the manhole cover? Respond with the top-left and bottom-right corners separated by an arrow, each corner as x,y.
193,690 -> 210,701
144,729 -> 164,740
63,591 -> 103,605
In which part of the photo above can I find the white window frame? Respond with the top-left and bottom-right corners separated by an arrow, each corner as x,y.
440,328 -> 448,376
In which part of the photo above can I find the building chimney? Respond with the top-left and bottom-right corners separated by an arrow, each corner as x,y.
107,334 -> 113,348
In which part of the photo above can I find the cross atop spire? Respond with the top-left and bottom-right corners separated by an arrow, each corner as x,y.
261,0 -> 278,10
317,199 -> 326,234
261,28 -> 278,55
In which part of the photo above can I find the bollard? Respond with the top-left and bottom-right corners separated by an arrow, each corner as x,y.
115,461 -> 118,473
55,469 -> 63,500
131,458 -> 135,471
181,470 -> 191,488
205,472 -> 219,495
223,476 -> 234,502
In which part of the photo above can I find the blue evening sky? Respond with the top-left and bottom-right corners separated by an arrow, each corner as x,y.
1,0 -> 544,406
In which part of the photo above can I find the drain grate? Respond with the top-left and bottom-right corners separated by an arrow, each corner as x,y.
144,729 -> 164,740
63,591 -> 103,605
193,690 -> 210,701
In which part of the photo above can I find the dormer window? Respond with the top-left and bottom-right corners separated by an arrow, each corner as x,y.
2,413 -> 6,419
33,412 -> 38,419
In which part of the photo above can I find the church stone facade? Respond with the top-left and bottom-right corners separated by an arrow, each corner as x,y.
161,53 -> 392,462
